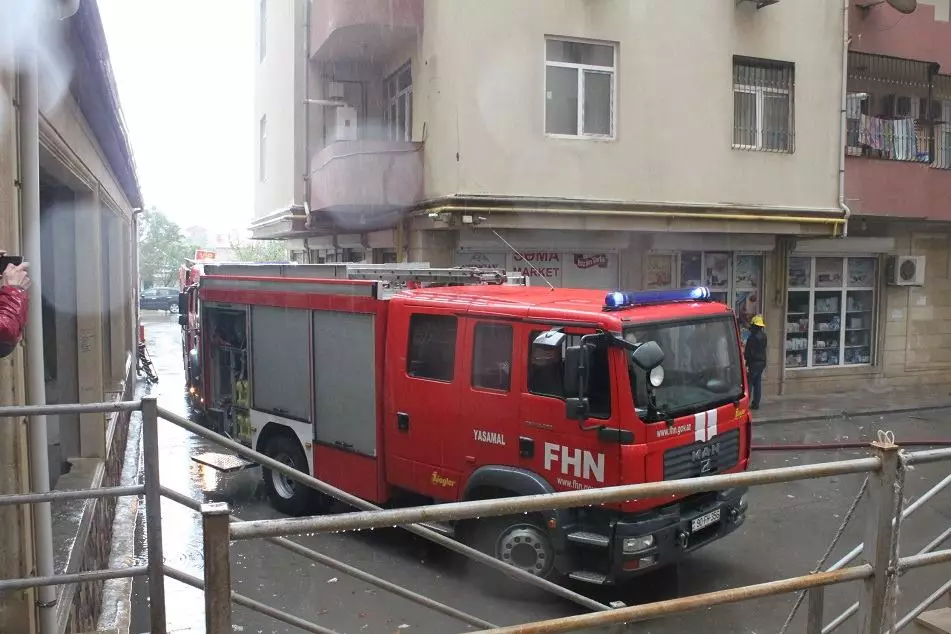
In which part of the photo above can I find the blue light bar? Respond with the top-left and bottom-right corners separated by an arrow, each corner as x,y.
604,287 -> 712,310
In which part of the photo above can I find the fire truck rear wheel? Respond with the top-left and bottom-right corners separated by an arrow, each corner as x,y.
262,434 -> 317,516
466,515 -> 559,593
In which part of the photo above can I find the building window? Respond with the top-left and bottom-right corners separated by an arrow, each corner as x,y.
258,115 -> 266,182
647,251 -> 764,343
733,57 -> 794,152
258,0 -> 266,62
471,323 -> 513,391
407,314 -> 457,381
785,256 -> 876,369
384,63 -> 412,142
545,38 -> 616,138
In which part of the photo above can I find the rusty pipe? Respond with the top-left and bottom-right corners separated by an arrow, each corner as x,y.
469,565 -> 873,634
230,457 -> 880,540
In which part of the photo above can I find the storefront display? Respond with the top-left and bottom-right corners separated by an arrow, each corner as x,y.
785,256 -> 876,369
454,250 -> 619,289
652,251 -> 764,342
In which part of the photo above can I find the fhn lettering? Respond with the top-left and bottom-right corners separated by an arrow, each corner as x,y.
543,443 -> 605,484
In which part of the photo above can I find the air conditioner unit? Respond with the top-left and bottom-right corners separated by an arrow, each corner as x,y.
327,82 -> 345,100
886,255 -> 926,286
334,106 -> 358,141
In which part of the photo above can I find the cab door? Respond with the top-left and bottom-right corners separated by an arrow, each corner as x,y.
517,325 -> 622,492
453,318 -> 521,478
385,307 -> 463,499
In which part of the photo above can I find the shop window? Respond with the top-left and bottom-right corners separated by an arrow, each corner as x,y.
471,323 -> 513,391
785,256 -> 876,369
407,314 -> 457,381
653,251 -> 764,341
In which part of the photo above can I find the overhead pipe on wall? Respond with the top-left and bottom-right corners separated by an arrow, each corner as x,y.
839,0 -> 852,237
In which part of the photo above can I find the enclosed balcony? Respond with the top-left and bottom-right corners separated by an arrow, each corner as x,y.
308,140 -> 422,232
844,52 -> 951,220
310,0 -> 422,63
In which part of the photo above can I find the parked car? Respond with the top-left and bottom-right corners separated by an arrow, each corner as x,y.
140,287 -> 180,313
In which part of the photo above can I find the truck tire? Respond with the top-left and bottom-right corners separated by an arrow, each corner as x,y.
465,514 -> 560,596
262,434 -> 317,516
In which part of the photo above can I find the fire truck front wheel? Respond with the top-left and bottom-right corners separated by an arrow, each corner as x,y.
262,434 -> 317,516
466,515 -> 560,594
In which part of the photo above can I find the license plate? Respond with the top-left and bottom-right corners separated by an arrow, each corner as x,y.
691,509 -> 721,533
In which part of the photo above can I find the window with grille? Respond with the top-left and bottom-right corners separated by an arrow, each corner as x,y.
733,57 -> 794,153
545,38 -> 616,138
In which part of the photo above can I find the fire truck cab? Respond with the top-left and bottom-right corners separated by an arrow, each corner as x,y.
187,263 -> 751,585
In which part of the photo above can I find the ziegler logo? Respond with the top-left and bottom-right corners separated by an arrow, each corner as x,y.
431,472 -> 456,488
543,443 -> 605,483
473,430 -> 506,446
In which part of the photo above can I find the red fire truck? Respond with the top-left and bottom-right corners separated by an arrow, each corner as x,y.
182,263 -> 751,585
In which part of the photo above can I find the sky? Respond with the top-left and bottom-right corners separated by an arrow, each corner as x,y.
98,0 -> 255,234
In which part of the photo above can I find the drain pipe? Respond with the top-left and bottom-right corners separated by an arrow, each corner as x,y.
839,0 -> 852,237
18,40 -> 58,634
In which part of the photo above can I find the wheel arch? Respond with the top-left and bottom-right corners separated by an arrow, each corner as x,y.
462,465 -> 573,542
252,416 -> 314,475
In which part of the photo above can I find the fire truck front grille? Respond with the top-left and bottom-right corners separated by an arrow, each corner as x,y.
663,428 -> 740,481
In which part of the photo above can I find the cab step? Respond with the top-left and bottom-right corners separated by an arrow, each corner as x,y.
568,571 -> 608,585
191,452 -> 257,473
566,531 -> 610,547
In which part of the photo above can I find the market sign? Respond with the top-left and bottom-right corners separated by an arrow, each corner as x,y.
194,249 -> 217,261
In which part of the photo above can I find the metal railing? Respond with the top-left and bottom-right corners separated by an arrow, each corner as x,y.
2,397 -> 951,633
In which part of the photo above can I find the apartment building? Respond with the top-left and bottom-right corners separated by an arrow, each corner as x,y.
252,0 -> 951,396
0,1 -> 140,631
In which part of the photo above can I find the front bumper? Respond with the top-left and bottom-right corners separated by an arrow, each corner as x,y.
560,487 -> 748,585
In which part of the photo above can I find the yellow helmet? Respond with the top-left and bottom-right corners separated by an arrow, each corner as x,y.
751,315 -> 765,328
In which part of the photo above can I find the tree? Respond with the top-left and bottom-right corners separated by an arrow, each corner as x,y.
138,210 -> 197,287
228,238 -> 288,263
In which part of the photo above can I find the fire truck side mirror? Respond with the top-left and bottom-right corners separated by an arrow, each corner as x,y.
563,345 -> 590,421
632,341 -> 665,372
178,292 -> 188,316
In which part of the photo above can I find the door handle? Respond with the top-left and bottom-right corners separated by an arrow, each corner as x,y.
396,412 -> 410,432
519,436 -> 534,459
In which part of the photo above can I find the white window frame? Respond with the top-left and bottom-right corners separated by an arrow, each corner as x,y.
544,37 -> 617,140
732,83 -> 791,151
384,63 -> 413,142
258,115 -> 267,182
785,255 -> 878,370
258,0 -> 266,62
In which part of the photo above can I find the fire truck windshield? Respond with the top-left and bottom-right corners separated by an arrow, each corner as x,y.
625,315 -> 743,421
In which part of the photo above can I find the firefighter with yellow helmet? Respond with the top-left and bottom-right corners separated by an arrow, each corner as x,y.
744,315 -> 767,410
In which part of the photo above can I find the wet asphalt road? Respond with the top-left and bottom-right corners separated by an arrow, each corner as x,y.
129,312 -> 951,634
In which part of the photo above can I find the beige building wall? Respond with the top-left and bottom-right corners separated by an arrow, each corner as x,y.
254,0 -> 307,219
415,0 -> 843,212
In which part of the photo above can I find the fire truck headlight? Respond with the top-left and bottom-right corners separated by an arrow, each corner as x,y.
649,366 -> 665,388
739,494 -> 748,510
622,535 -> 654,554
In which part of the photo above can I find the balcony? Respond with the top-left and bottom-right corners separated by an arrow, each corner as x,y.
844,52 -> 951,220
310,0 -> 422,64
308,140 -> 422,231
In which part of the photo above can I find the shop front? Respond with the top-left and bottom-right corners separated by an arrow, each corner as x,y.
454,229 -> 624,290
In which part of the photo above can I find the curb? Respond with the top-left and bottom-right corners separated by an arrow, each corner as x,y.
753,401 -> 951,426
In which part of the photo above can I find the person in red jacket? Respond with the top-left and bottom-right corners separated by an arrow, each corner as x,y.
0,252 -> 31,359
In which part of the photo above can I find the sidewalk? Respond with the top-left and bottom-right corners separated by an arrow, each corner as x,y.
754,385 -> 951,425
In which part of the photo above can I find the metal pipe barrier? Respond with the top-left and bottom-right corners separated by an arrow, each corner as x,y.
3,397 -> 951,634
155,405 -> 612,614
